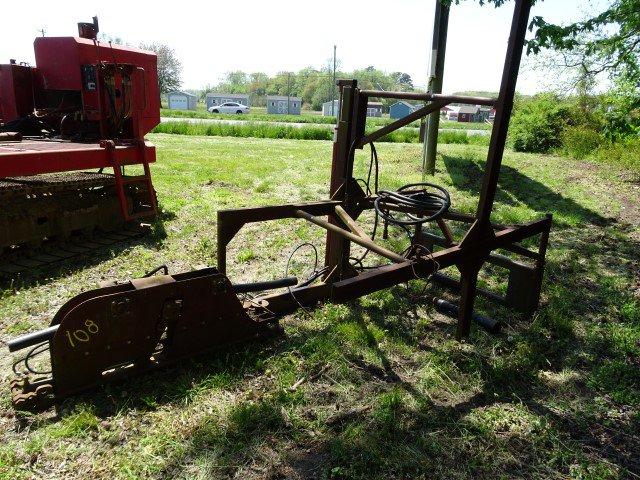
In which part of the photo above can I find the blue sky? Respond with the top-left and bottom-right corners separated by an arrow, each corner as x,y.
1,0 -> 609,94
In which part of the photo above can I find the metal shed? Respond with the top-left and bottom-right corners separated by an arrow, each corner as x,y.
266,96 -> 302,115
389,101 -> 418,120
366,102 -> 383,117
446,105 -> 487,122
167,91 -> 197,110
206,93 -> 250,109
322,100 -> 340,117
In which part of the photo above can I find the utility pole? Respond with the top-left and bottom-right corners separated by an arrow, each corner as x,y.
286,72 -> 291,114
331,45 -> 337,116
38,28 -> 46,37
422,1 -> 450,176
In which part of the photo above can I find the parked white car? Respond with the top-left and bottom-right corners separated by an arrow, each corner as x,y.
208,102 -> 250,114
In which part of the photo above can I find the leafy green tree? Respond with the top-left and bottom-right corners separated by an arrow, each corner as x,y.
527,0 -> 639,82
601,72 -> 640,139
199,67 -> 422,111
392,72 -> 414,90
139,43 -> 182,95
248,72 -> 269,106
216,71 -> 249,94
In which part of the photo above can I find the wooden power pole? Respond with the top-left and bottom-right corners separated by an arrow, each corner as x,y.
331,45 -> 337,116
422,1 -> 450,176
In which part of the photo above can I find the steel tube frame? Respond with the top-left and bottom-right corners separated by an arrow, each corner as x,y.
358,100 -> 448,147
216,0 -> 549,339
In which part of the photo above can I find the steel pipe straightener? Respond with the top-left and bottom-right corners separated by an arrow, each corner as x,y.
6,0 -> 550,411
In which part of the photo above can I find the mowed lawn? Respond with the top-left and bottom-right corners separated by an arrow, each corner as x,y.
0,134 -> 638,479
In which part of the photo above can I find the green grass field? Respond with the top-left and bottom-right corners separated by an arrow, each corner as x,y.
0,135 -> 638,479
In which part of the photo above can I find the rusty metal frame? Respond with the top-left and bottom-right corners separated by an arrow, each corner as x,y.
217,0 -> 551,339
4,0 -> 553,412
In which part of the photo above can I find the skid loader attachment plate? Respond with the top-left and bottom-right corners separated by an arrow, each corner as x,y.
9,267 -> 280,410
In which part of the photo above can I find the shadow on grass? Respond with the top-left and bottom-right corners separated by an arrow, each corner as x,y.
318,222 -> 640,478
0,207 -> 176,291
442,155 -> 611,227
14,211 -> 639,477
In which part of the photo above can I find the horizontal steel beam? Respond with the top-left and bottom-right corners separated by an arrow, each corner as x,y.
332,216 -> 551,302
295,209 -> 406,263
433,298 -> 501,333
7,276 -> 300,353
358,90 -> 495,106
358,100 -> 448,147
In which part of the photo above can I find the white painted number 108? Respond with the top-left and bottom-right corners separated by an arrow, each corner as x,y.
65,319 -> 100,348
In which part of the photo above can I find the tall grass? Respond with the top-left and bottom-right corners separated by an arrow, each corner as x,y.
160,108 -> 493,131
590,137 -> 640,173
154,121 -> 333,140
153,121 -> 491,145
559,126 -> 639,174
160,109 -> 337,125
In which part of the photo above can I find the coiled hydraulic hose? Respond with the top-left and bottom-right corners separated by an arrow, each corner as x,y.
374,182 -> 451,226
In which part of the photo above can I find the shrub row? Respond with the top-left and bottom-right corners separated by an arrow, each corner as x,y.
508,93 -> 639,172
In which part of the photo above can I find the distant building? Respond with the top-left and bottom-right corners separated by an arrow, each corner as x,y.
167,91 -> 197,110
389,101 -> 418,120
445,105 -> 490,123
440,106 -> 453,116
366,102 -> 383,117
266,95 -> 302,115
206,93 -> 250,109
322,99 -> 340,117
479,107 -> 493,122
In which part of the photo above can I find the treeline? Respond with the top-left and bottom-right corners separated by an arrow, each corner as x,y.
188,67 -> 416,110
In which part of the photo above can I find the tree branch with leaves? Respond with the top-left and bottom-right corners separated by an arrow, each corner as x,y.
139,43 -> 182,95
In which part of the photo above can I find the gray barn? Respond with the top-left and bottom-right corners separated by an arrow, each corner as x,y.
206,93 -> 250,109
322,100 -> 340,117
167,91 -> 197,110
366,102 -> 384,117
266,96 -> 302,115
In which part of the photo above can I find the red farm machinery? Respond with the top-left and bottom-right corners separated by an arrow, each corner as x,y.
0,17 -> 160,269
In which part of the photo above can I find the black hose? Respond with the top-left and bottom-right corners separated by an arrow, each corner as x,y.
374,182 -> 451,226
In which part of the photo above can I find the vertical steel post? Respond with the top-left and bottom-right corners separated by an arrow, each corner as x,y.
422,1 -> 450,176
324,80 -> 358,277
472,0 -> 532,233
456,0 -> 533,338
456,261 -> 482,339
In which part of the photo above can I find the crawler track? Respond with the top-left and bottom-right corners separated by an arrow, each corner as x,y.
0,225 -> 149,278
0,171 -> 153,277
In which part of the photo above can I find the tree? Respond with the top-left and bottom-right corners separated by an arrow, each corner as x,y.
392,72 -> 414,90
527,0 -> 640,83
98,33 -> 124,45
218,71 -> 248,93
139,43 -> 182,94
